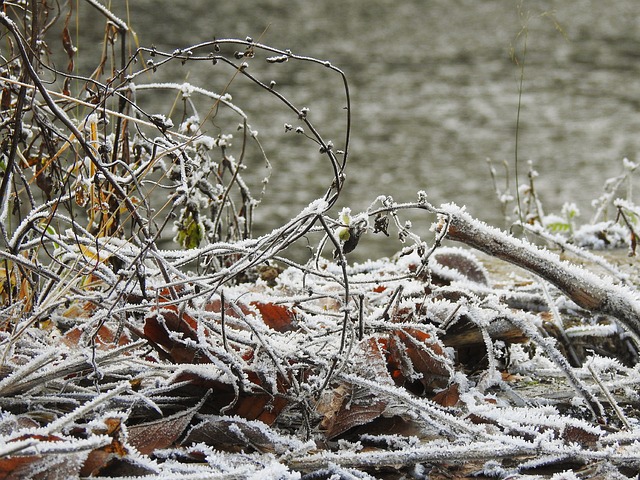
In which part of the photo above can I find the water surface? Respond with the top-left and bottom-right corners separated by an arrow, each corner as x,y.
76,1 -> 640,260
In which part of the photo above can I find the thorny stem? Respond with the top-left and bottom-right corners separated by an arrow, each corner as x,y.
131,39 -> 351,206
317,214 -> 350,352
316,214 -> 352,394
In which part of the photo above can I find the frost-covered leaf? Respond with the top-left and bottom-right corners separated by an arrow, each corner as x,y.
0,433 -> 109,480
0,450 -> 88,480
231,389 -> 289,425
561,424 -> 600,447
175,210 -> 204,249
127,395 -> 207,455
432,383 -> 460,407
431,247 -> 489,286
251,301 -> 296,332
80,417 -> 129,477
182,415 -> 305,453
387,328 -> 452,392
317,338 -> 392,438
62,322 -> 131,350
318,384 -> 386,439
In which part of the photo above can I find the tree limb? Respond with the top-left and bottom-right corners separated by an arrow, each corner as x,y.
435,203 -> 640,343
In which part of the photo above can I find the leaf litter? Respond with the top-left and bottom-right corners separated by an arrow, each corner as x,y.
2,231 -> 640,479
1,5 -> 640,478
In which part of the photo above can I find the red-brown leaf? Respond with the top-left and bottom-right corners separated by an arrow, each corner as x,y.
62,323 -> 130,350
61,26 -> 75,72
432,383 -> 460,407
251,301 -> 295,332
318,338 -> 391,438
127,401 -> 203,455
143,304 -> 202,363
1,87 -> 11,111
0,453 -> 86,480
561,424 -> 601,447
80,417 -> 128,477
388,328 -> 451,391
232,394 -> 289,425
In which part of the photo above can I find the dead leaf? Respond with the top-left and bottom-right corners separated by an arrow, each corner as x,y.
561,424 -> 601,447
143,301 -> 202,363
0,453 -> 87,480
387,328 -> 451,392
127,396 -> 207,455
82,456 -> 156,478
62,323 -> 130,349
61,26 -> 75,72
182,415 -> 299,453
431,248 -> 489,285
317,338 -> 391,438
0,434 -> 87,480
432,383 -> 460,407
62,77 -> 71,96
80,417 -> 128,477
35,158 -> 54,200
251,301 -> 296,332
1,87 -> 10,111
256,264 -> 283,285
0,456 -> 34,480
231,376 -> 289,425
318,383 -> 387,439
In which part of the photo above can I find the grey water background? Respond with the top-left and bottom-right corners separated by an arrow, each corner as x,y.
80,1 -> 640,261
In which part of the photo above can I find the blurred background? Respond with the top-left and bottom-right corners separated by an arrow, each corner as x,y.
74,0 -> 640,260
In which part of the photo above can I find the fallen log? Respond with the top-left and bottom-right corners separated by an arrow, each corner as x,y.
434,203 -> 640,344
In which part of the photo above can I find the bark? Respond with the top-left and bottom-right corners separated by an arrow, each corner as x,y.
435,205 -> 640,342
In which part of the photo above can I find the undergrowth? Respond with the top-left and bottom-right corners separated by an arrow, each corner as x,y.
0,2 -> 640,479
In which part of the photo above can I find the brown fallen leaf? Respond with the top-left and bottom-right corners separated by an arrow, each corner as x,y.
387,328 -> 451,392
431,383 -> 460,408
561,424 -> 601,447
0,452 -> 88,480
182,415 -> 302,453
431,247 -> 489,286
0,87 -> 10,111
251,301 -> 296,332
318,383 -> 387,439
318,338 -> 391,439
62,323 -> 131,350
80,417 -> 128,477
0,434 -> 87,480
127,395 -> 208,455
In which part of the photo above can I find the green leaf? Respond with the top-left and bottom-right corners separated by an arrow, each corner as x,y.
175,211 -> 204,249
545,221 -> 570,233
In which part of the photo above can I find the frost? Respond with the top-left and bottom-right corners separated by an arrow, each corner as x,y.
623,157 -> 638,171
565,322 -> 618,338
149,113 -> 174,130
551,470 -> 581,480
178,115 -> 200,135
2,10 -> 640,477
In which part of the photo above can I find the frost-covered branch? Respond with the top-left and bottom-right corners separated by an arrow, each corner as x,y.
434,203 -> 640,342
